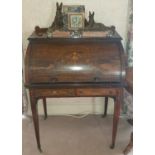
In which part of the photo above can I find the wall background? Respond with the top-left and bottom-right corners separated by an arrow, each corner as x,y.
22,0 -> 129,115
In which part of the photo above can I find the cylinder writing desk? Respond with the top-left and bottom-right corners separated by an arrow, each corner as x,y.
25,31 -> 126,152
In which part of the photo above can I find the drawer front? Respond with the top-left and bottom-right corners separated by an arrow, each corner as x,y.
76,88 -> 117,96
34,89 -> 75,97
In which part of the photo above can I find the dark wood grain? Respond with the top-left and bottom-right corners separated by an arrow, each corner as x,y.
25,37 -> 125,86
125,67 -> 133,94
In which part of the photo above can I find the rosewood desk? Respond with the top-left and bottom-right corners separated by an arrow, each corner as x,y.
25,32 -> 126,152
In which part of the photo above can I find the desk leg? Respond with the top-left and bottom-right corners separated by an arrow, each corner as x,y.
102,97 -> 108,117
30,92 -> 42,152
43,97 -> 47,120
110,94 -> 121,149
123,132 -> 133,155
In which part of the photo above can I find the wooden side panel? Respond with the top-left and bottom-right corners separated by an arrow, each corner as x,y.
25,44 -> 31,85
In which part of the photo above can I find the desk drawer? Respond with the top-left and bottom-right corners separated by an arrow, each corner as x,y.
76,88 -> 117,96
34,89 -> 75,97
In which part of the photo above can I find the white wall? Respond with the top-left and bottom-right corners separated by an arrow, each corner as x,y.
23,0 -> 129,115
